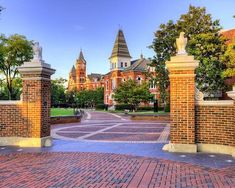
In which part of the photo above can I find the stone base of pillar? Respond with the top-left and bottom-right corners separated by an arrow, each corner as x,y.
163,143 -> 197,153
0,136 -> 52,147
163,143 -> 235,157
197,144 -> 235,157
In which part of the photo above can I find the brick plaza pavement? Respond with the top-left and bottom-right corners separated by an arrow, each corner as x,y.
51,111 -> 170,143
1,111 -> 235,187
0,152 -> 234,188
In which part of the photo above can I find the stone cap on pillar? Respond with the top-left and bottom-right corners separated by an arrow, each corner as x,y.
227,90 -> 235,100
18,61 -> 55,76
166,55 -> 199,71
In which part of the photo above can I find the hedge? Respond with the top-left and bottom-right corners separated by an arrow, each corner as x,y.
95,104 -> 108,110
137,106 -> 153,111
115,104 -> 133,111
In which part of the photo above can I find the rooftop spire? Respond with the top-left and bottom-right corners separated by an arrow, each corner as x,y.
70,65 -> 76,73
110,29 -> 131,59
77,50 -> 86,64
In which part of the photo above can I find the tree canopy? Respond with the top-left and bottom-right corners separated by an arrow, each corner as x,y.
151,5 -> 227,98
222,39 -> 235,78
51,78 -> 67,107
113,79 -> 153,110
65,87 -> 104,109
0,34 -> 33,99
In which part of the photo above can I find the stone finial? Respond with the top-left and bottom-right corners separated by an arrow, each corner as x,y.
33,42 -> 43,62
195,87 -> 204,101
176,32 -> 187,55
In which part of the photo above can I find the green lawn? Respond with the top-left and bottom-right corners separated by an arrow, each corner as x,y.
51,108 -> 74,116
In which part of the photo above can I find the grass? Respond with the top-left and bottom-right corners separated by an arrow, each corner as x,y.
51,108 -> 74,116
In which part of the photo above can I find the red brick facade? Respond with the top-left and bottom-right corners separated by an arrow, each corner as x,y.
68,51 -> 104,91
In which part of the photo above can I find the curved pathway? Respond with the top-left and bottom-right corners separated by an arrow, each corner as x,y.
51,111 -> 170,143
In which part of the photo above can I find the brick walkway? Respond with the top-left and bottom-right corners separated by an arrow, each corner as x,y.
0,152 -> 234,188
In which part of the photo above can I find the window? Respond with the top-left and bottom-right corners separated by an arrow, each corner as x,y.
106,95 -> 109,103
112,79 -> 116,90
149,80 -> 156,89
106,81 -> 109,91
125,62 -> 127,67
121,62 -> 123,67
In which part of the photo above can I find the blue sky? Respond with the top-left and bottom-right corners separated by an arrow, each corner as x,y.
0,0 -> 234,79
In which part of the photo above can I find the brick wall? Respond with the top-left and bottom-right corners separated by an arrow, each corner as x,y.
0,102 -> 28,137
0,78 -> 52,138
195,103 -> 235,147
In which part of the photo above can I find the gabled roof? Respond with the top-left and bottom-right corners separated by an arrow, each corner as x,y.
123,58 -> 151,72
87,73 -> 103,81
110,29 -> 131,59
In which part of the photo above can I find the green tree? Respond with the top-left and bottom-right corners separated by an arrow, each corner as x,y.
0,78 -> 22,100
151,20 -> 177,106
113,80 -> 153,111
0,34 -> 33,99
151,5 -> 226,99
222,39 -> 235,78
51,78 -> 67,107
74,87 -> 104,108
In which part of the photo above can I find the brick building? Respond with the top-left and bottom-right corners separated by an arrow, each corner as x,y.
104,29 -> 157,106
68,51 -> 104,91
68,29 -> 158,106
221,28 -> 235,44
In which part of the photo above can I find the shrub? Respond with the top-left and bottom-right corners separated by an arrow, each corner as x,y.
137,106 -> 153,111
95,103 -> 106,110
115,104 -> 133,111
164,104 -> 170,112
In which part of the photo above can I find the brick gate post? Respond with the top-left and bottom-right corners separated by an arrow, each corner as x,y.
18,42 -> 55,147
163,32 -> 199,153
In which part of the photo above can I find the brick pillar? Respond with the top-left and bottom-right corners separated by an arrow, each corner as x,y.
164,49 -> 199,153
18,58 -> 55,147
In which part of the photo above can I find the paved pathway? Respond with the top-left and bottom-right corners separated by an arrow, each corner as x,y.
51,111 -> 170,143
0,152 -> 234,187
0,111 -> 235,187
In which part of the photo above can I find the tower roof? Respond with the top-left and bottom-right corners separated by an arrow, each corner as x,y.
70,65 -> 76,73
77,50 -> 86,64
70,65 -> 76,76
110,29 -> 131,59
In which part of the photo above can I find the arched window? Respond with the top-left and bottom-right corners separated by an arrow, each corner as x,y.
137,76 -> 142,84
